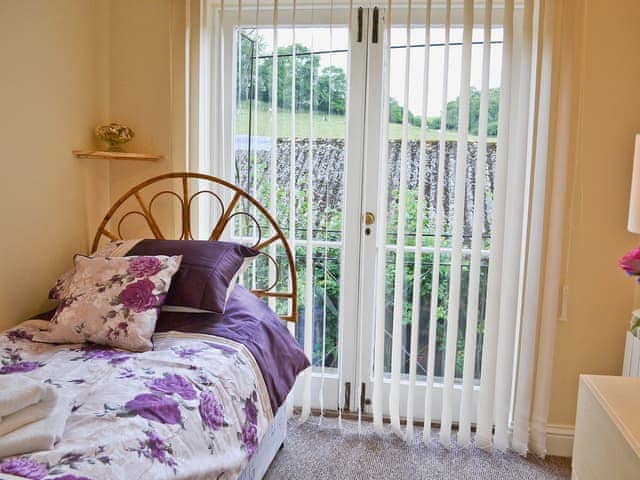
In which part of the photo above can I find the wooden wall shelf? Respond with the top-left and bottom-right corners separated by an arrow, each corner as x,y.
72,150 -> 164,161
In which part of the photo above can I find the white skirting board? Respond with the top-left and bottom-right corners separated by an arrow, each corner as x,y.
622,331 -> 640,377
546,424 -> 575,458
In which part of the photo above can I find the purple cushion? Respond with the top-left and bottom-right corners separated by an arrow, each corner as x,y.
127,240 -> 259,314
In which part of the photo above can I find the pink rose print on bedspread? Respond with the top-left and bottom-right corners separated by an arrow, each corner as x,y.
123,393 -> 182,425
127,256 -> 162,278
129,429 -> 178,473
0,348 -> 43,375
147,373 -> 197,400
241,422 -> 259,459
170,346 -> 206,359
45,447 -> 110,477
0,361 -> 40,374
240,391 -> 259,459
74,344 -> 130,365
203,341 -> 238,356
0,457 -> 48,480
119,279 -> 157,313
199,391 -> 227,431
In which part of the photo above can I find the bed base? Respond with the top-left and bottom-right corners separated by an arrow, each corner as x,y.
238,404 -> 287,480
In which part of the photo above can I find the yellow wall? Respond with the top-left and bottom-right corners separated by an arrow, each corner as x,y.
108,0 -> 181,200
106,0 -> 186,239
0,0 -> 110,327
548,0 -> 640,426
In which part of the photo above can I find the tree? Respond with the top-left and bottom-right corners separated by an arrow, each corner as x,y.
428,87 -> 501,136
257,44 -> 321,112
315,66 -> 347,115
389,98 -> 404,124
388,97 -> 426,125
236,32 -> 266,104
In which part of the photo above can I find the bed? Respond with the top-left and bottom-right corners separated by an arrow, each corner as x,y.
0,173 -> 307,480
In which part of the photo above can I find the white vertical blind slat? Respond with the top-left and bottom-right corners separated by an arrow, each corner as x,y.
318,0 -> 336,421
300,0 -> 316,423
268,0 -> 279,312
337,0 -> 354,430
217,0 -> 225,182
512,0 -> 554,456
389,0 -> 413,437
475,0 -> 514,449
372,0 -> 393,435
250,0 -> 261,292
422,0 -> 451,444
285,0 -> 298,420
289,0 -> 297,247
405,0 -> 432,443
234,0 -> 245,276
493,0 -> 534,452
439,0 -> 473,447
457,0 -> 492,447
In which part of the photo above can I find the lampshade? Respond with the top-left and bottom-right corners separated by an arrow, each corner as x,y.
628,134 -> 640,233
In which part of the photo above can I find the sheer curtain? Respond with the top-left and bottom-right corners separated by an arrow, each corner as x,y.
186,0 -> 558,456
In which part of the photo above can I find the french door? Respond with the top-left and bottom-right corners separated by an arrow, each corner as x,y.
220,3 -> 496,424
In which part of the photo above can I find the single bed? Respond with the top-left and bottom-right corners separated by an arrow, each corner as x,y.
0,173 -> 307,480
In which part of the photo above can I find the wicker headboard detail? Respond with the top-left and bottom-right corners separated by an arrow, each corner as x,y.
91,172 -> 297,323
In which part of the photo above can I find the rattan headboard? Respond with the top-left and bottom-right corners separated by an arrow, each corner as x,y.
91,172 -> 297,322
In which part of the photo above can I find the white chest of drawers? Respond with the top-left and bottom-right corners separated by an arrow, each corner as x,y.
572,375 -> 640,480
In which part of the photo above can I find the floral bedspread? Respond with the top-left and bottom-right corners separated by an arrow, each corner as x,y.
0,320 -> 273,480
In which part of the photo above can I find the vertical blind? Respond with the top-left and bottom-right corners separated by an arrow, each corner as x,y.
192,0 -> 556,456
367,0 -> 555,454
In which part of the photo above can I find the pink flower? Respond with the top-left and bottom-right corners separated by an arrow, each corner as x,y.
0,458 -> 48,479
199,391 -> 226,431
6,329 -> 33,343
120,279 -> 157,312
0,361 -> 40,374
620,246 -> 640,277
124,393 -> 182,425
128,257 -> 162,278
241,422 -> 259,458
147,373 -> 196,400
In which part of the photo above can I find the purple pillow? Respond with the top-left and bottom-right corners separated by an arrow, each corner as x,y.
127,240 -> 259,314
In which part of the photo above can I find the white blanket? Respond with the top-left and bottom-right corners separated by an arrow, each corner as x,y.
0,386 -> 57,437
0,321 -> 273,479
0,376 -> 47,420
0,388 -> 69,458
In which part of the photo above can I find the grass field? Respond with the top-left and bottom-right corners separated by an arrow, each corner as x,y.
235,102 -> 496,142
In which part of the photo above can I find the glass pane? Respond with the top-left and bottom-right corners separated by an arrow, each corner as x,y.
382,25 -> 502,381
232,25 -> 349,369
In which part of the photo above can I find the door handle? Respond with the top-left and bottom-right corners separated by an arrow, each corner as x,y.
372,7 -> 379,44
364,211 -> 376,225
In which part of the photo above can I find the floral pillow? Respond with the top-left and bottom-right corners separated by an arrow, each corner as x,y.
48,239 -> 142,300
35,255 -> 182,352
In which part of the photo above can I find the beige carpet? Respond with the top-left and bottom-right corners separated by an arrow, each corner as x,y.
265,417 -> 571,479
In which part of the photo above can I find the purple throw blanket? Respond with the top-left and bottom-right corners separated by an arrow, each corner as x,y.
155,285 -> 308,413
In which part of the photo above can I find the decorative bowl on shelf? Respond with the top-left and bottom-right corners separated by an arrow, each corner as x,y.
95,122 -> 135,152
